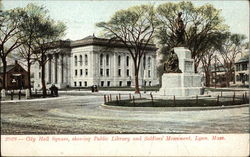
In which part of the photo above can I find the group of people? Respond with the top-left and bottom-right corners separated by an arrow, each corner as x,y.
49,84 -> 59,97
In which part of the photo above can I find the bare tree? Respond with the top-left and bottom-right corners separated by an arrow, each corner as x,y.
97,5 -> 157,93
0,9 -> 25,89
156,1 -> 228,73
216,33 -> 247,87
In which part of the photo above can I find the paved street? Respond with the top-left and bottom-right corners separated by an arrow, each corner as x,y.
1,91 -> 249,134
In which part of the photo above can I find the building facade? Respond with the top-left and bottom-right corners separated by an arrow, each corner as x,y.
0,61 -> 29,90
34,36 -> 158,89
235,54 -> 249,86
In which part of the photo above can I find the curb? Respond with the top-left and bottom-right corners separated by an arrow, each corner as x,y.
0,96 -> 68,103
100,103 -> 249,112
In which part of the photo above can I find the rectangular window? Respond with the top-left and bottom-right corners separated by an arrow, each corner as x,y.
79,81 -> 82,87
85,69 -> 88,76
242,63 -> 247,70
118,56 -> 121,66
85,54 -> 88,66
100,69 -> 103,76
106,69 -> 109,76
126,69 -> 129,76
118,69 -> 121,77
75,69 -> 77,76
148,70 -> 151,78
74,82 -> 77,87
101,81 -> 104,87
119,81 -> 122,87
127,81 -> 131,87
80,69 -> 83,76
39,72 -> 41,79
84,81 -> 87,87
107,81 -> 110,87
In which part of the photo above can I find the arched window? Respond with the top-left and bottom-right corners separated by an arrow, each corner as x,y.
100,54 -> 103,66
118,55 -> 121,66
126,56 -> 129,67
85,54 -> 88,66
106,54 -> 109,66
79,55 -> 83,66
74,55 -> 77,66
147,57 -> 151,68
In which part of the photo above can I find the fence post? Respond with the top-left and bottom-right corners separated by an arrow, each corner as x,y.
104,95 -> 106,104
232,93 -> 235,104
173,95 -> 176,106
107,95 -> 110,102
216,95 -> 219,105
245,92 -> 248,103
110,94 -> 112,101
18,90 -> 21,100
150,93 -> 154,106
196,95 -> 198,105
242,93 -> 245,103
116,95 -> 119,105
221,91 -> 223,97
132,96 -> 135,107
11,91 -> 14,100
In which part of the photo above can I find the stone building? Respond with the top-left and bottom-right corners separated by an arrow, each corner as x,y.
33,36 -> 158,89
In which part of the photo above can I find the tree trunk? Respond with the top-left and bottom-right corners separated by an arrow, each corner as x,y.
41,62 -> 47,98
194,62 -> 198,73
2,57 -> 7,89
134,64 -> 140,94
205,71 -> 210,87
27,60 -> 32,96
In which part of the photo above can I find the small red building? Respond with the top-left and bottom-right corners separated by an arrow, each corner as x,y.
0,61 -> 29,90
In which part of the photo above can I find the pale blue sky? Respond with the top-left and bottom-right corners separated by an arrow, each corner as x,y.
3,0 -> 249,41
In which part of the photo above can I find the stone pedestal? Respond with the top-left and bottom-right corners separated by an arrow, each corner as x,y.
26,89 -> 30,99
159,47 -> 202,96
1,89 -> 6,100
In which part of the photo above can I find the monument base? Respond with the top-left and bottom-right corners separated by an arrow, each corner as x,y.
159,73 -> 202,96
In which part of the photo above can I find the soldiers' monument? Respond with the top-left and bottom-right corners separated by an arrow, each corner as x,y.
159,12 -> 202,96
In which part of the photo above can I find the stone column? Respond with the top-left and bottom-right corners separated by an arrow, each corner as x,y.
1,89 -> 6,100
57,54 -> 63,86
48,55 -> 52,84
113,53 -> 117,86
45,55 -> 49,84
51,55 -> 55,84
63,54 -> 68,85
54,54 -> 58,84
67,53 -> 72,86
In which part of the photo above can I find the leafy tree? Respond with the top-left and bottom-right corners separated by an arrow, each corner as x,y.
156,1 -> 228,73
0,8 -> 26,89
97,5 -> 157,93
216,33 -> 246,87
200,32 -> 228,87
18,4 -> 49,96
32,11 -> 66,97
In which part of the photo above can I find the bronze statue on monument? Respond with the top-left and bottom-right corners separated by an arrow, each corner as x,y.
175,12 -> 185,47
163,49 -> 182,73
163,12 -> 185,73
